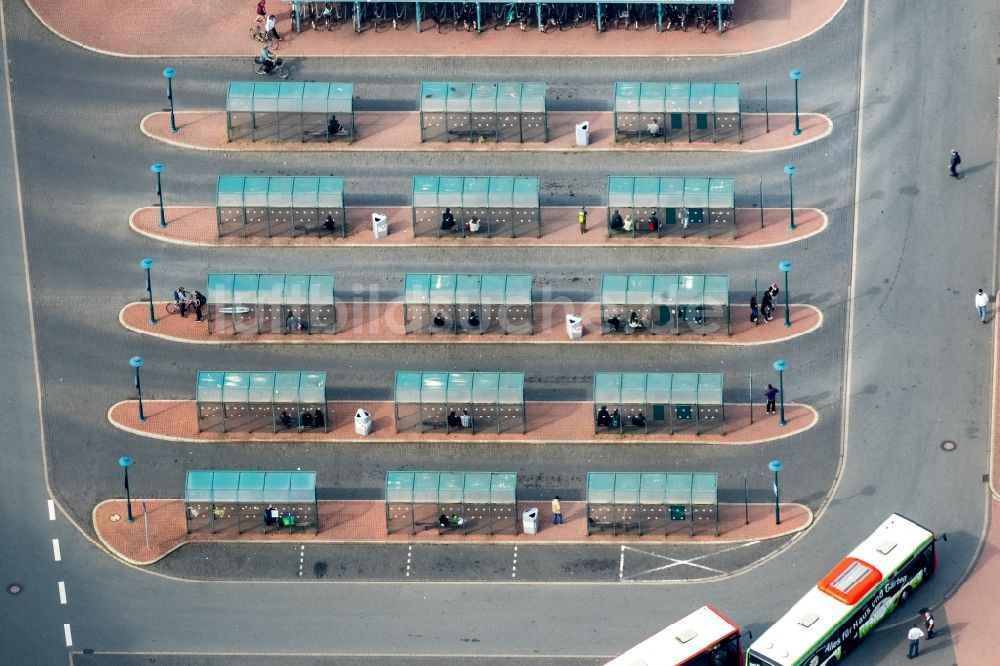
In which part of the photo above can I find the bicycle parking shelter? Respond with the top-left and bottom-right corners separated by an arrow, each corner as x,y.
196,371 -> 328,433
185,470 -> 318,534
226,81 -> 354,142
600,274 -> 731,336
412,176 -> 540,238
205,273 -> 337,336
593,372 -> 725,435
607,177 -> 735,238
216,176 -> 346,238
384,471 -> 518,535
393,371 -> 526,434
419,82 -> 547,143
283,2 -> 735,35
586,472 -> 719,536
403,273 -> 533,335
614,82 -> 741,143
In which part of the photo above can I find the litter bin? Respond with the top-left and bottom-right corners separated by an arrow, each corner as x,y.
372,212 -> 388,239
575,121 -> 590,146
566,314 -> 583,340
522,507 -> 539,534
354,408 -> 372,436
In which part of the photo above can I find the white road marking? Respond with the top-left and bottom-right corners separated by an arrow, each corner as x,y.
47,499 -> 55,520
511,546 -> 518,579
51,538 -> 61,562
619,545 -> 625,581
299,545 -> 304,577
621,541 -> 761,581
406,545 -> 412,577
63,624 -> 72,647
58,581 -> 67,604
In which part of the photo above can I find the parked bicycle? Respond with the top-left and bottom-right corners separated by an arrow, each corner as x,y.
249,23 -> 279,49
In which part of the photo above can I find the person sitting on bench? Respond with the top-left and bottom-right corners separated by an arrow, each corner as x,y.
464,216 -> 481,233
300,411 -> 314,429
460,409 -> 472,428
607,315 -> 621,332
441,208 -> 456,230
467,311 -> 480,328
631,412 -> 646,427
628,311 -> 642,330
323,214 -> 335,232
433,312 -> 447,328
610,408 -> 621,429
610,210 -> 624,229
264,506 -> 279,526
623,214 -> 634,232
597,405 -> 612,427
447,410 -> 461,428
279,410 -> 293,428
648,212 -> 660,232
439,514 -> 451,528
327,115 -> 343,135
313,409 -> 325,429
646,120 -> 661,137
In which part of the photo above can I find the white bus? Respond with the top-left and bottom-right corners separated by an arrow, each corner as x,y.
606,605 -> 743,666
746,513 -> 937,666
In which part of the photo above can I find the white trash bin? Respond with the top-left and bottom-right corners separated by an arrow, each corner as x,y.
566,314 -> 583,340
575,121 -> 590,146
372,213 -> 389,239
522,507 -> 539,535
354,408 -> 372,436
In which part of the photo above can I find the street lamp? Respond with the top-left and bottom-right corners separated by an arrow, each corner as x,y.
768,459 -> 783,525
783,164 -> 797,230
163,68 -> 177,133
779,260 -> 792,328
151,163 -> 166,229
129,356 -> 145,422
119,455 -> 135,523
140,257 -> 156,325
773,359 -> 787,426
789,69 -> 802,135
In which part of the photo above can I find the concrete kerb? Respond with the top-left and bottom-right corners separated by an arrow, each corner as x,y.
128,206 -> 830,250
119,301 -> 824,347
107,399 -> 820,447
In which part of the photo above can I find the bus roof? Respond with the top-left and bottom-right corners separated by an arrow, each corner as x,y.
747,514 -> 933,666
605,605 -> 739,666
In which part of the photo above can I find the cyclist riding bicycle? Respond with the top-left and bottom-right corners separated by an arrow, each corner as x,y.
259,46 -> 277,73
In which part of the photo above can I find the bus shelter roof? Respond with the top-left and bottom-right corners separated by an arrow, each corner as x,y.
601,274 -> 730,307
206,274 -> 335,307
587,472 -> 718,506
412,176 -> 539,208
185,470 -> 316,504
616,82 -> 740,114
593,372 -> 724,406
607,177 -> 734,209
394,371 -> 524,405
421,82 -> 546,114
404,273 -> 533,306
217,176 -> 344,209
385,471 -> 517,505
195,371 -> 327,404
226,81 -> 353,114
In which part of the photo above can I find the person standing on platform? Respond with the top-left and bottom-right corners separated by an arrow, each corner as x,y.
907,624 -> 925,659
551,496 -> 563,525
578,206 -> 587,234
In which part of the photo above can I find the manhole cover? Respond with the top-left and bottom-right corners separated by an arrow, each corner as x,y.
7,583 -> 22,594
109,513 -> 121,522
941,440 -> 957,451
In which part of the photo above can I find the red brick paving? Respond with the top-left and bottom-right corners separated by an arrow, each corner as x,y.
29,0 -> 848,58
121,300 -> 822,346
142,111 -> 831,154
93,498 -> 812,565
944,500 -> 1000,664
109,399 -> 817,445
131,206 -> 827,248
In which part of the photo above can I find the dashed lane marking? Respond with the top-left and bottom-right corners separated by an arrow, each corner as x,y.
51,539 -> 61,562
298,545 -> 304,578
57,581 -> 66,605
47,499 -> 55,520
511,546 -> 518,579
63,624 -> 72,647
619,545 -> 625,582
406,545 -> 412,577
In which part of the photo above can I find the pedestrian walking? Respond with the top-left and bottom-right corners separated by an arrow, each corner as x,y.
551,496 -> 563,525
764,384 -> 778,414
578,206 -> 587,234
767,282 -> 780,300
907,624 -> 925,659
193,290 -> 207,322
949,149 -> 961,178
255,0 -> 267,22
976,288 -> 989,323
921,608 -> 935,639
750,295 -> 759,324
265,14 -> 282,41
761,292 -> 774,322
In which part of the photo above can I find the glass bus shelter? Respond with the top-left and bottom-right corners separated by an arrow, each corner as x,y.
419,82 -> 547,143
403,273 -> 533,335
600,274 -> 731,336
412,176 -> 540,238
226,81 -> 354,142
394,371 -> 525,434
196,371 -> 328,433
586,472 -> 719,536
216,176 -> 345,238
593,372 -> 725,435
614,82 -> 741,143
384,471 -> 517,535
184,470 -> 318,534
205,273 -> 336,336
607,177 -> 735,238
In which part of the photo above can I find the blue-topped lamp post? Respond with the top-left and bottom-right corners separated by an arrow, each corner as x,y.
151,163 -> 166,229
768,459 -> 783,525
784,164 -> 797,230
773,359 -> 788,426
140,257 -> 156,325
163,68 -> 177,133
129,356 -> 146,422
779,260 -> 792,328
119,455 -> 135,523
789,69 -> 802,135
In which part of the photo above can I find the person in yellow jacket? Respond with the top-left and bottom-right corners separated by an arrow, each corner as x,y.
551,496 -> 563,524
578,206 -> 587,234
